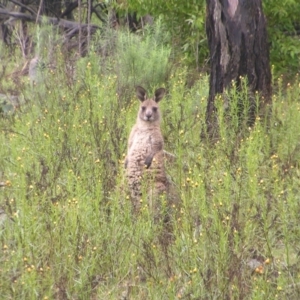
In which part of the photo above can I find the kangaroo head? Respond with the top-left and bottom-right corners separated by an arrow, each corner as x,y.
136,86 -> 165,123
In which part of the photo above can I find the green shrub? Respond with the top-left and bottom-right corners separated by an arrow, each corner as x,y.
1,24 -> 300,299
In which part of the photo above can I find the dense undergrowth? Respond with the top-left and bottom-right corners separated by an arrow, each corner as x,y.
1,23 -> 300,299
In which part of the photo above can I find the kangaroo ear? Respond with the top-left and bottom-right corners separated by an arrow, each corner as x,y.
154,88 -> 165,102
136,86 -> 147,102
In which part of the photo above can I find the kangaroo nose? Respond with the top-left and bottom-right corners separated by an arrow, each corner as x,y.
146,112 -> 152,119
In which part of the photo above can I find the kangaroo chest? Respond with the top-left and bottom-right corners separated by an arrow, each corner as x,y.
130,128 -> 162,156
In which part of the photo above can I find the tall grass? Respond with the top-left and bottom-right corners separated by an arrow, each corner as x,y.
1,24 -> 300,299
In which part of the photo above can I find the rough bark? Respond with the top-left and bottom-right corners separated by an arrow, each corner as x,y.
206,0 -> 272,135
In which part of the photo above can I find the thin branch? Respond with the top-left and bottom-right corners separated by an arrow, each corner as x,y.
92,6 -> 107,23
60,0 -> 78,18
0,8 -> 100,31
78,0 -> 82,55
0,8 -> 36,22
36,0 -> 44,24
87,0 -> 91,49
8,0 -> 37,15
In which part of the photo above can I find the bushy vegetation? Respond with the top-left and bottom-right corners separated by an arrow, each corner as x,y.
1,22 -> 300,299
118,0 -> 300,75
263,0 -> 300,75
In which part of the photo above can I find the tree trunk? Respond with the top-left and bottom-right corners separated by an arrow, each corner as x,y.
205,0 -> 272,136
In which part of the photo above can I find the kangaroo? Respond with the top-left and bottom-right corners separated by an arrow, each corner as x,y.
125,86 -> 168,212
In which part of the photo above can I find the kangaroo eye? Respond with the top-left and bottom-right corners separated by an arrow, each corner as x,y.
141,106 -> 146,111
152,107 -> 157,112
